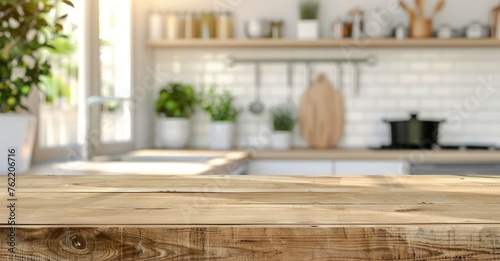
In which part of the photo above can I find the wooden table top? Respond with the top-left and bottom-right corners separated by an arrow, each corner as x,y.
3,174 -> 499,226
2,174 -> 500,260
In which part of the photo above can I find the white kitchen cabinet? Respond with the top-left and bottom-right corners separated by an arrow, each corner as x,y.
334,160 -> 409,175
247,160 -> 334,176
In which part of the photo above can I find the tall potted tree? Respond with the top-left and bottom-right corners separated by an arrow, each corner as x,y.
156,82 -> 196,149
0,0 -> 74,174
199,88 -> 239,150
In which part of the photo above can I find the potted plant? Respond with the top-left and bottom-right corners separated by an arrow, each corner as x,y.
155,82 -> 196,149
199,88 -> 239,150
297,0 -> 320,39
0,0 -> 73,174
270,104 -> 295,150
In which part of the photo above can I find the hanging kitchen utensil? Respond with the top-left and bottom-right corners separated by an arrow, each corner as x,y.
336,62 -> 343,93
399,0 -> 411,13
286,63 -> 294,104
299,73 -> 345,149
249,63 -> 265,114
352,62 -> 360,96
305,63 -> 313,86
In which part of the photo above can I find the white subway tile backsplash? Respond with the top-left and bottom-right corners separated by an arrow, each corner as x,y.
375,100 -> 399,109
410,62 -> 430,71
386,62 -> 409,72
154,48 -> 500,149
386,87 -> 408,96
399,51 -> 420,59
431,87 -> 454,96
421,100 -> 442,109
421,74 -> 441,84
409,87 -> 431,96
376,74 -> 398,84
347,112 -> 364,121
432,62 -> 452,72
421,52 -> 442,60
205,62 -> 226,71
397,99 -> 420,109
400,74 -> 419,84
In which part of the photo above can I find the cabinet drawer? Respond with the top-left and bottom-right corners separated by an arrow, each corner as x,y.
334,161 -> 408,175
248,160 -> 334,176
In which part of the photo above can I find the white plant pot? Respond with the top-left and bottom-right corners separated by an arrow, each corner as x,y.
270,131 -> 292,150
297,20 -> 320,39
157,118 -> 191,149
0,114 -> 37,174
209,121 -> 235,150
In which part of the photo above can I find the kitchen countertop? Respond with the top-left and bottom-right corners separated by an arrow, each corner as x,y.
252,149 -> 500,163
31,150 -> 250,176
30,148 -> 500,176
1,175 -> 499,259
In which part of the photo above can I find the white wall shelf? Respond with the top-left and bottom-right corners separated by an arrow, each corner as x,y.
147,38 -> 500,48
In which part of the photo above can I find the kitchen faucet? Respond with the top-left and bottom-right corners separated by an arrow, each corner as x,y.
82,96 -> 134,161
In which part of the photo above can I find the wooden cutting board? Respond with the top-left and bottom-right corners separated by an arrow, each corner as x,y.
299,73 -> 344,149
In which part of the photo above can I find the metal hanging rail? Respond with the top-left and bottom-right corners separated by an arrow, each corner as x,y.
227,56 -> 377,66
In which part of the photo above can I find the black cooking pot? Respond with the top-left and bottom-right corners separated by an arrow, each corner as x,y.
384,113 -> 445,149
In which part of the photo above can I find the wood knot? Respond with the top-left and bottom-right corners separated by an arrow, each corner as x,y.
71,234 -> 87,250
136,243 -> 144,255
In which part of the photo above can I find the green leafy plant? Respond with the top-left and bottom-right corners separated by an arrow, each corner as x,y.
156,82 -> 196,118
199,88 -> 239,122
39,75 -> 70,103
0,0 -> 74,113
271,104 -> 295,131
300,0 -> 319,20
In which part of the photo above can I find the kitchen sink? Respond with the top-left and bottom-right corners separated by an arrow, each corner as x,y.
120,154 -> 216,163
30,150 -> 249,176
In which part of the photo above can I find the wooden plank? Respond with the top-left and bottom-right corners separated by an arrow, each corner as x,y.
146,38 -> 500,48
1,226 -> 499,260
9,175 -> 500,193
2,193 -> 499,225
5,191 -> 500,206
0,175 -> 498,259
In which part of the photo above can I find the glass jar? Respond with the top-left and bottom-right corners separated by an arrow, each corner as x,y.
183,12 -> 199,39
164,12 -> 181,40
216,12 -> 233,39
200,12 -> 216,39
271,21 -> 284,38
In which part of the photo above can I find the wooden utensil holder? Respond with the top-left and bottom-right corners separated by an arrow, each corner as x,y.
410,17 -> 432,38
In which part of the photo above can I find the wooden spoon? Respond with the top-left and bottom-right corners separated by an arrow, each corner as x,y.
431,0 -> 446,19
415,0 -> 425,18
399,0 -> 411,13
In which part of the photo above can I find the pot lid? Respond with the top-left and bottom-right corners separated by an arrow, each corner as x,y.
384,113 -> 445,123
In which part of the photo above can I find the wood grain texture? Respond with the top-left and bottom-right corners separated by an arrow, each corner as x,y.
6,174 -> 500,193
146,38 -> 500,48
0,175 -> 499,259
299,74 -> 344,149
1,226 -> 499,260
5,193 -> 500,225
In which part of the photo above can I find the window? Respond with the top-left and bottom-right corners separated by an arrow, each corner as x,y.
35,0 -> 133,162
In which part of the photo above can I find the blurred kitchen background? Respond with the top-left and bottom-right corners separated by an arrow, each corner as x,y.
34,0 -> 500,163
